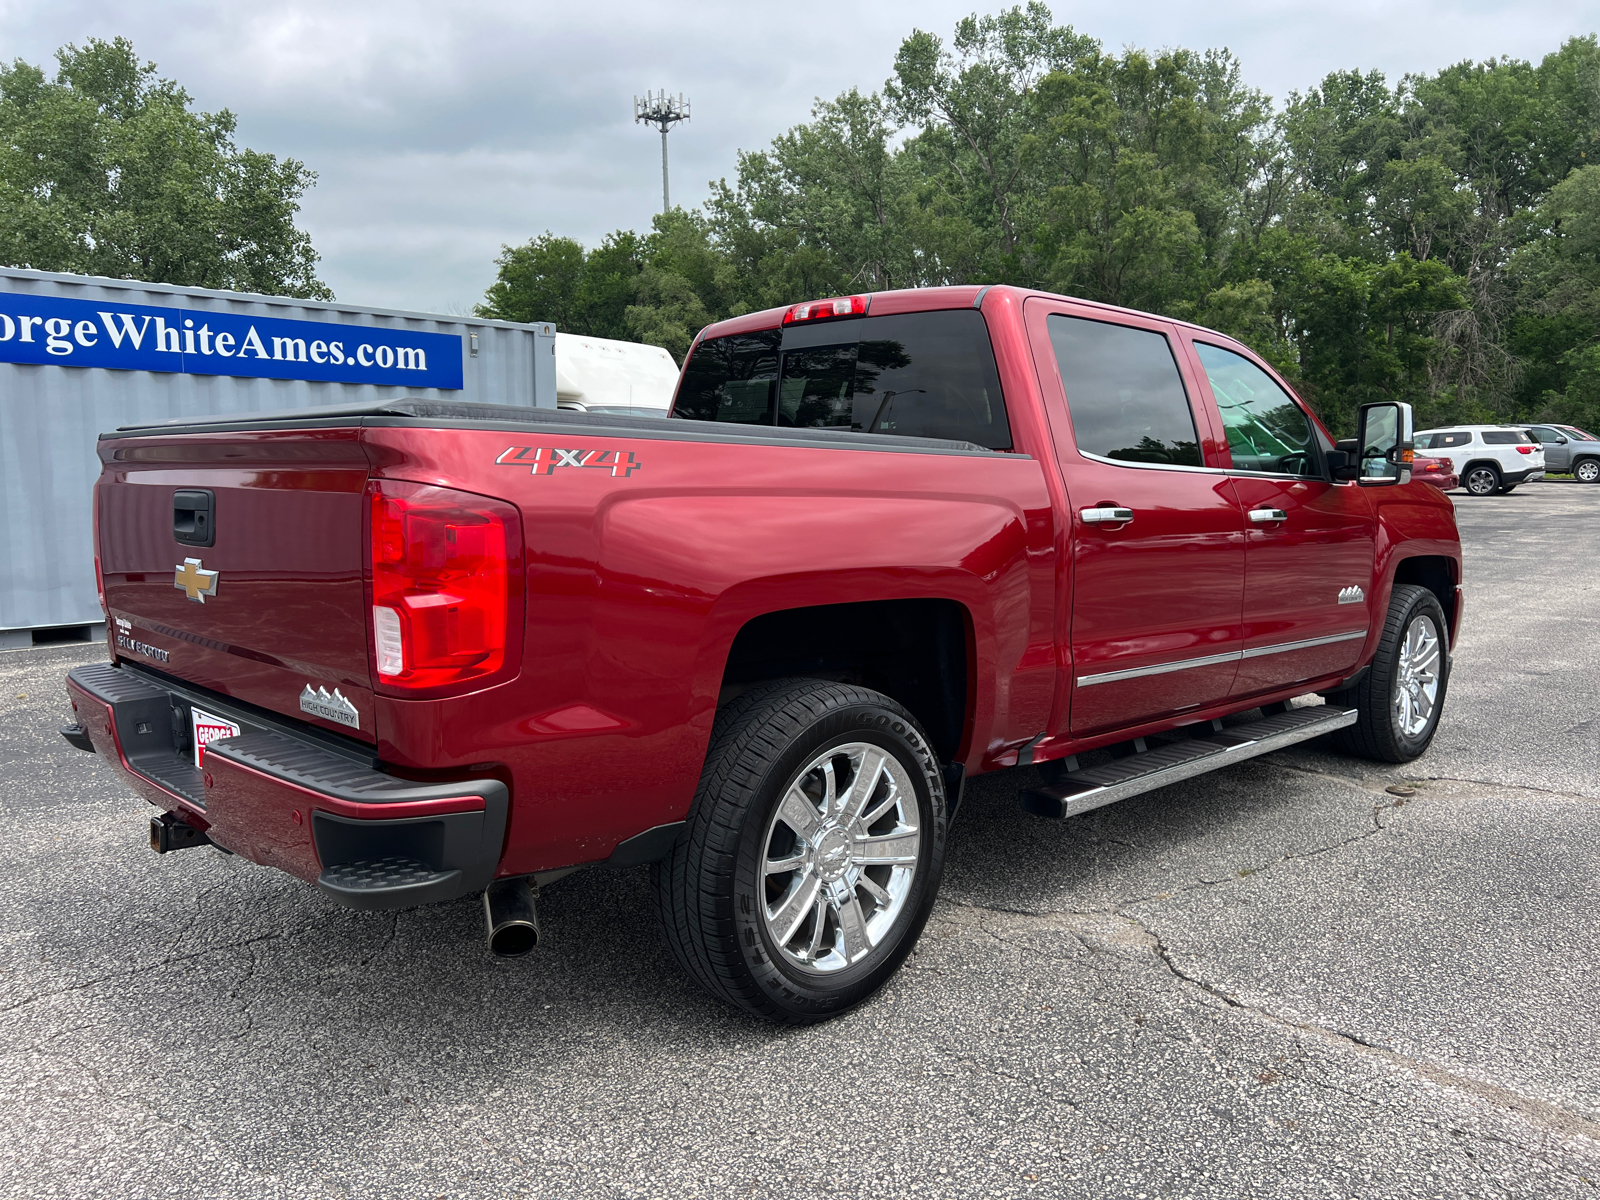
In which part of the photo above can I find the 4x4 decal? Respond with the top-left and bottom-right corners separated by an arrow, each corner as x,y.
495,446 -> 642,478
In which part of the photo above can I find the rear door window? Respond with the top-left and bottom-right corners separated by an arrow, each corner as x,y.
673,310 -> 1011,448
1193,343 -> 1318,476
672,331 -> 781,425
1045,315 -> 1201,466
1427,431 -> 1471,449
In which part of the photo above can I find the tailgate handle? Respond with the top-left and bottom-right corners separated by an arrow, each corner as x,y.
173,490 -> 215,547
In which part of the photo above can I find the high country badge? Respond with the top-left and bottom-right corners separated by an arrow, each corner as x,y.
299,685 -> 361,730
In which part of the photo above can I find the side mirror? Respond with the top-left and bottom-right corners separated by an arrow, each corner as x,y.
1557,435 -> 1569,444
1354,402 -> 1413,486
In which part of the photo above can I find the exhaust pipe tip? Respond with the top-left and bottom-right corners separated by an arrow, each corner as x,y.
483,877 -> 540,957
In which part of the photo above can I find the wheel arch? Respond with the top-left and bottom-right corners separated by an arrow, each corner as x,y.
1459,458 -> 1503,486
1390,555 -> 1459,641
719,598 -> 973,764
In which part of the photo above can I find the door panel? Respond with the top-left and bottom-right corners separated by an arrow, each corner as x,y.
1024,300 -> 1245,739
1069,469 -> 1246,733
1227,476 -> 1375,697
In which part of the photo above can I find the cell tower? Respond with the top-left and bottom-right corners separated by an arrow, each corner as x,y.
634,90 -> 690,214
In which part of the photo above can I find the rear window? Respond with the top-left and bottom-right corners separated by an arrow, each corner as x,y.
1481,430 -> 1534,445
671,310 -> 1010,448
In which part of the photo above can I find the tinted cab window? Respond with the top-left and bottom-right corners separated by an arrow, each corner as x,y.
1045,315 -> 1200,465
672,309 -> 1010,448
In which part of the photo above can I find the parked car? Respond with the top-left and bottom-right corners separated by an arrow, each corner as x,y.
1518,423 -> 1600,483
63,285 -> 1463,1024
1410,454 -> 1458,491
1414,425 -> 1545,495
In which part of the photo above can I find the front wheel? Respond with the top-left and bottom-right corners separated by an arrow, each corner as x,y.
1575,458 -> 1600,484
655,679 -> 947,1024
1463,464 -> 1501,496
1326,584 -> 1450,762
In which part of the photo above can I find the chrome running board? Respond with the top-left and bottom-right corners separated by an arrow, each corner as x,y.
1020,706 -> 1358,820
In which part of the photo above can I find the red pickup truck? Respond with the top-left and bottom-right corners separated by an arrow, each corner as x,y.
64,284 -> 1461,1023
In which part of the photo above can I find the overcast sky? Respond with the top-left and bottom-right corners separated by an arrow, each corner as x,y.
3,0 -> 1596,314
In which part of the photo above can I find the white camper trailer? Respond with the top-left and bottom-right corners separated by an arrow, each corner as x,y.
554,332 -> 680,416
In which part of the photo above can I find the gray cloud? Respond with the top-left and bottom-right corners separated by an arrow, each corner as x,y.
3,0 -> 1595,313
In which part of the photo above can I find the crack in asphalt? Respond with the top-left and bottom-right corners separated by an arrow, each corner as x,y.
939,760 -> 1600,1181
0,931 -> 282,1017
960,879 -> 1600,1181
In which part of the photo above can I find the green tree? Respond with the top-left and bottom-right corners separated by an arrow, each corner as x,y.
0,37 -> 329,298
1509,165 -> 1600,429
480,9 -> 1600,433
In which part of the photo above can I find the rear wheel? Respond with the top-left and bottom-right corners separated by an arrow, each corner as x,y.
1575,458 -> 1600,484
654,678 -> 946,1024
1326,584 -> 1450,763
1463,464 -> 1501,496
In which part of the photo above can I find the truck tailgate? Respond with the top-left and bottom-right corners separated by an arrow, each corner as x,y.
97,428 -> 377,742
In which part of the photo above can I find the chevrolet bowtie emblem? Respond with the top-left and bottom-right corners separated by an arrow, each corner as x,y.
174,557 -> 219,603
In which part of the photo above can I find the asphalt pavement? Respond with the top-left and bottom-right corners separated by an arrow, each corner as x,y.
2,481 -> 1596,1199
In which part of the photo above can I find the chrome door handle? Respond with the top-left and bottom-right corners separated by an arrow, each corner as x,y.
1080,506 -> 1134,524
1248,508 -> 1288,523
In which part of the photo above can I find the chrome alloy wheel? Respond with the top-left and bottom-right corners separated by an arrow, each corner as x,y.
1464,466 -> 1499,495
1392,614 -> 1442,738
760,742 -> 921,973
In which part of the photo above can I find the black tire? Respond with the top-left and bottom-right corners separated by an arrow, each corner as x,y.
654,678 -> 947,1024
1463,464 -> 1501,496
1575,457 -> 1600,484
1325,584 -> 1450,763
1497,485 -> 1518,495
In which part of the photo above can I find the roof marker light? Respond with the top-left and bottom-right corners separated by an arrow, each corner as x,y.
782,295 -> 868,325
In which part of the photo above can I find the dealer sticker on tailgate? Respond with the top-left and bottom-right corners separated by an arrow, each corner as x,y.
191,707 -> 241,767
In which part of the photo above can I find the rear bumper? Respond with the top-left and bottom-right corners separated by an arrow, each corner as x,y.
65,663 -> 508,911
1502,467 -> 1544,485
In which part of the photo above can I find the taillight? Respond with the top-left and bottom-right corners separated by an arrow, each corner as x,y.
92,482 -> 105,614
1516,445 -> 1536,454
782,295 -> 868,324
367,480 -> 523,693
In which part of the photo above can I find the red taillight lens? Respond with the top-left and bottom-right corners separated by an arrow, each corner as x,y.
367,480 -> 522,692
782,295 -> 868,324
1517,445 -> 1536,454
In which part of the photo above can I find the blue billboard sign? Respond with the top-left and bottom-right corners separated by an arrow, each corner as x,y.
0,290 -> 463,390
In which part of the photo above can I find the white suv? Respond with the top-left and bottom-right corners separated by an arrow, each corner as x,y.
1414,425 -> 1545,496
